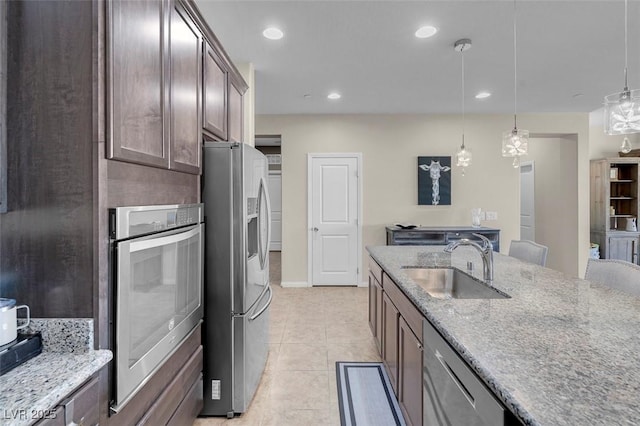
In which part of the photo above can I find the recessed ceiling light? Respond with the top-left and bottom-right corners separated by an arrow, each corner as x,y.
327,92 -> 341,100
415,26 -> 438,39
263,27 -> 284,40
475,91 -> 492,99
303,94 -> 312,99
572,93 -> 584,99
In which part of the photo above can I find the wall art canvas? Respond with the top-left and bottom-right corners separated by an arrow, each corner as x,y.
418,156 -> 451,205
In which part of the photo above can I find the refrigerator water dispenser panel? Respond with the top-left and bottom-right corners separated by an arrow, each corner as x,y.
247,217 -> 258,259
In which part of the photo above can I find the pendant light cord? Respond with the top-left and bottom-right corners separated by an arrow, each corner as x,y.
624,0 -> 629,90
513,0 -> 518,130
461,49 -> 465,148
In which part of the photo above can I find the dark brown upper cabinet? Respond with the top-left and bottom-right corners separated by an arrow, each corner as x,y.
203,42 -> 227,140
107,0 -> 247,173
107,0 -> 169,169
169,2 -> 202,174
228,75 -> 244,143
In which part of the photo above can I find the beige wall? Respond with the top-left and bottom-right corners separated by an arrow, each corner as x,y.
236,62 -> 255,146
528,136 -> 579,275
256,113 -> 590,284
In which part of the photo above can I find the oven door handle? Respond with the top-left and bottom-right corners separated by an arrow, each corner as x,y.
249,284 -> 273,321
128,225 -> 201,253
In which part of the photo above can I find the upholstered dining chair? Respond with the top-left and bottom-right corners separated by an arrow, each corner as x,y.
584,259 -> 640,296
508,240 -> 549,267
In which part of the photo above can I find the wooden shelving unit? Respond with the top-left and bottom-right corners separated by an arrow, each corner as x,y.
590,158 -> 640,264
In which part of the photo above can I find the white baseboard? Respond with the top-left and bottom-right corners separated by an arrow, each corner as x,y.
358,280 -> 368,288
280,281 -> 309,288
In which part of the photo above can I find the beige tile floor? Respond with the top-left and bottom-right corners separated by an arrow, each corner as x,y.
194,252 -> 380,426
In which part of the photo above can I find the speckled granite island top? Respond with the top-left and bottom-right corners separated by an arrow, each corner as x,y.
0,319 -> 112,426
367,245 -> 640,426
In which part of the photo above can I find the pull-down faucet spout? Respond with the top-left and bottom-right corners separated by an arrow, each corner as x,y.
444,233 -> 494,282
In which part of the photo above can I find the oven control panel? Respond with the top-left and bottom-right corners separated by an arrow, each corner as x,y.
110,204 -> 203,240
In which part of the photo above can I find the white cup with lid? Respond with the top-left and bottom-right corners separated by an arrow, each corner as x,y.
0,298 -> 30,346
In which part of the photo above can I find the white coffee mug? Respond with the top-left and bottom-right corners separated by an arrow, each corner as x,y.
0,298 -> 30,346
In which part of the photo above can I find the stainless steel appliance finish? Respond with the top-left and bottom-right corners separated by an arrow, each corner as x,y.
110,204 -> 204,412
423,318 -> 506,426
201,142 -> 272,417
401,268 -> 509,299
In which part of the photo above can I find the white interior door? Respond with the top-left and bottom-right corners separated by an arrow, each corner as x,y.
267,172 -> 282,251
520,161 -> 535,241
309,154 -> 360,286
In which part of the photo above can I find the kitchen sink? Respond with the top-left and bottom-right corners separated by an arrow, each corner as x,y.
401,267 -> 510,299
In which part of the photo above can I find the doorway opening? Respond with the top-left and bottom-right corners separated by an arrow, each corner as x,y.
521,135 -> 578,275
256,135 -> 282,286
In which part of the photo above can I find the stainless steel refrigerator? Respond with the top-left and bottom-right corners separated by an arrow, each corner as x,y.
201,142 -> 272,417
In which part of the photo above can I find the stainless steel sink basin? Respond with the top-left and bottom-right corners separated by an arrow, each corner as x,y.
401,267 -> 510,299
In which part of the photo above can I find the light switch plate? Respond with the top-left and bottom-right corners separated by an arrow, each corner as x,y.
485,211 -> 498,221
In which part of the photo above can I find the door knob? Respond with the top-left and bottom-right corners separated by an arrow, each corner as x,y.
312,227 -> 319,232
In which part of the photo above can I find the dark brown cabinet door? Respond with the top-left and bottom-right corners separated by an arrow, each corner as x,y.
108,0 -> 169,168
382,292 -> 399,395
376,279 -> 383,354
203,42 -> 227,140
369,272 -> 383,354
399,316 -> 423,426
228,79 -> 243,143
369,272 -> 376,335
169,2 -> 202,174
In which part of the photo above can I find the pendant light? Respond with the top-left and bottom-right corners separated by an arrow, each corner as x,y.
604,0 -> 640,143
501,0 -> 528,168
455,39 -> 472,175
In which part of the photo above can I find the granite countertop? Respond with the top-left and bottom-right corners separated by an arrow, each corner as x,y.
367,245 -> 640,426
0,319 -> 112,426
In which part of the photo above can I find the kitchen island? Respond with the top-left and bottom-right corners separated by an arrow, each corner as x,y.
368,245 -> 640,426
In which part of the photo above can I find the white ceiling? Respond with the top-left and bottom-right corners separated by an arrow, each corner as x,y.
195,0 -> 640,115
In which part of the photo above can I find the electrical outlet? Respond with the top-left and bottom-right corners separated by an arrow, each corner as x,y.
485,211 -> 498,221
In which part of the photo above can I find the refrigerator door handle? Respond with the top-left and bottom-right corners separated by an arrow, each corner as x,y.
249,285 -> 273,321
257,176 -> 272,270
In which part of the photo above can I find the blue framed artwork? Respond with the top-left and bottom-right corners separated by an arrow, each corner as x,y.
418,156 -> 451,205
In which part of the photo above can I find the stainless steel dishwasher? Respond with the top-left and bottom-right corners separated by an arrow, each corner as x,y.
423,318 -> 511,426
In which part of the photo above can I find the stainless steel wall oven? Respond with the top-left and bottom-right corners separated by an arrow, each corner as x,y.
109,204 -> 204,412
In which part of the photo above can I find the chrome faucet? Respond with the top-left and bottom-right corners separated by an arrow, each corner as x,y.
444,233 -> 494,282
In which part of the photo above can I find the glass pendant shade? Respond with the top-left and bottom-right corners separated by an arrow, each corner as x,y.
456,138 -> 472,175
621,136 -> 633,153
456,145 -> 472,168
604,89 -> 640,135
501,128 -> 529,159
